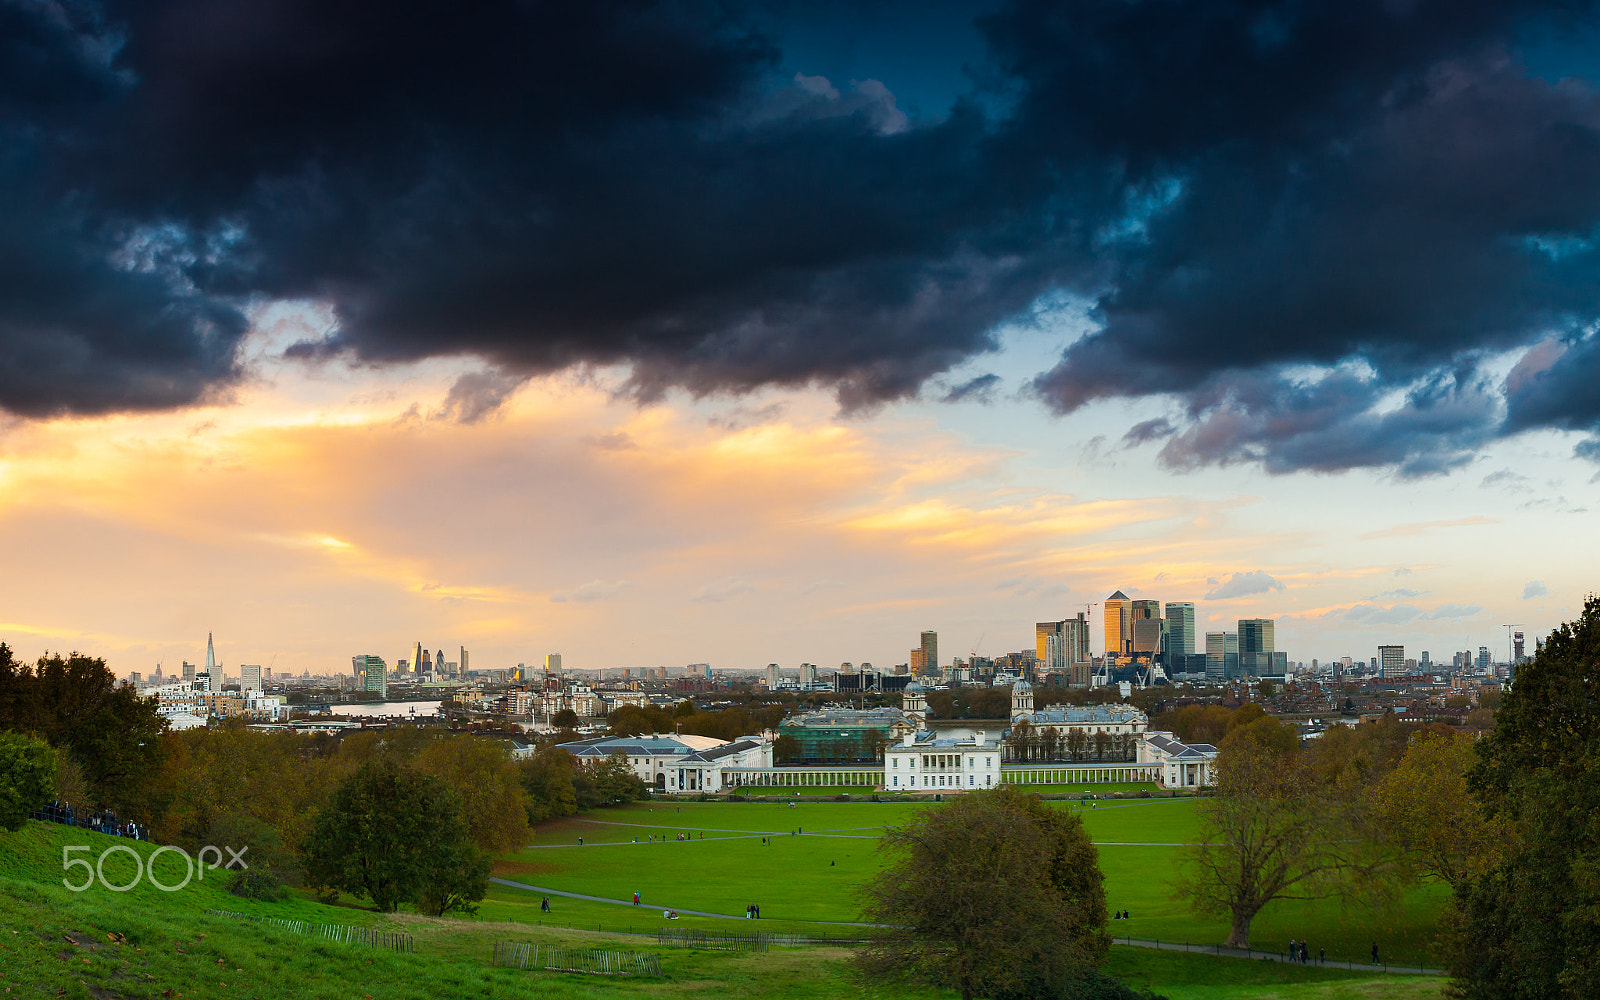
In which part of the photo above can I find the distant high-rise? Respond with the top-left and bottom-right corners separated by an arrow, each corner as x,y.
801,662 -> 817,684
412,641 -> 423,675
1206,632 -> 1239,679
459,646 -> 469,676
182,661 -> 196,682
419,649 -> 432,672
909,648 -> 927,672
765,663 -> 779,688
205,632 -> 217,673
919,631 -> 938,672
1104,591 -> 1132,655
1164,603 -> 1196,658
1513,632 -> 1526,663
545,653 -> 563,675
355,655 -> 387,697
1037,615 -> 1092,685
239,664 -> 262,692
434,650 -> 445,675
1477,646 -> 1491,670
1378,645 -> 1404,678
1131,600 -> 1162,654
1238,619 -> 1277,675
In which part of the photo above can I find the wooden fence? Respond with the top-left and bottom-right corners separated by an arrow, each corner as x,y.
205,909 -> 414,954
493,941 -> 662,976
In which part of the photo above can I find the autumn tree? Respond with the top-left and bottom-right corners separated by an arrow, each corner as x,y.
519,744 -> 578,822
1367,729 -> 1509,891
1174,717 -> 1351,949
855,787 -> 1122,1000
416,736 -> 531,852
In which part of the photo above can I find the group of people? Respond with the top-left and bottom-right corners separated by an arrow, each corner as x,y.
745,904 -> 762,918
31,801 -> 147,840
1111,909 -> 1132,920
1287,938 -> 1323,964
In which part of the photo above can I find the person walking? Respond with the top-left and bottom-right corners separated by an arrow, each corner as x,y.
1319,947 -> 1325,965
1289,938 -> 1296,962
1371,943 -> 1380,965
633,891 -> 641,906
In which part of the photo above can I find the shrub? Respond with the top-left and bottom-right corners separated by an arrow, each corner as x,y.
228,866 -> 289,902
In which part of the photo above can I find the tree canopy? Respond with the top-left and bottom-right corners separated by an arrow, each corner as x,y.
0,731 -> 55,832
1449,595 -> 1600,998
855,787 -> 1113,1000
301,759 -> 490,914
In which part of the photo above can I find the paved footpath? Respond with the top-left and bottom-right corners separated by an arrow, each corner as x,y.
1111,936 -> 1443,976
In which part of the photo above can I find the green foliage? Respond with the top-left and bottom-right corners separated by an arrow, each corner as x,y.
773,733 -> 802,763
520,744 -> 579,822
227,865 -> 289,902
0,730 -> 55,831
573,752 -> 649,809
0,646 -> 166,814
551,708 -> 580,728
1449,595 -> 1600,999
855,787 -> 1111,1000
300,760 -> 489,913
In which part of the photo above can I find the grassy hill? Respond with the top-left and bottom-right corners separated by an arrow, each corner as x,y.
0,816 -> 1444,1000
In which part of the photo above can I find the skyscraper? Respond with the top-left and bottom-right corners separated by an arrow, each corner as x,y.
412,641 -> 423,675
1164,603 -> 1196,658
919,631 -> 938,672
765,663 -> 779,688
1206,631 -> 1239,679
1378,645 -> 1404,677
1131,600 -> 1162,654
355,655 -> 387,697
1238,619 -> 1277,675
240,664 -> 262,692
1104,591 -> 1131,655
459,646 -> 469,676
205,632 -> 216,672
545,653 -> 563,675
182,661 -> 196,682
1037,614 -> 1093,685
420,649 -> 432,672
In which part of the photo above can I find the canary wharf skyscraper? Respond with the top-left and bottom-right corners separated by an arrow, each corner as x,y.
1104,591 -> 1131,655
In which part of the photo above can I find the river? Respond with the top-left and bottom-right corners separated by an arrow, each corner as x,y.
326,700 -> 445,718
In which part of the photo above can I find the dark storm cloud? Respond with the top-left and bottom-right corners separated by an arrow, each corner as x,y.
7,0 -> 1600,475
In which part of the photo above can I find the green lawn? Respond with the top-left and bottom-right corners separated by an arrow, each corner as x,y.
0,817 -> 1445,1000
506,798 -> 1446,966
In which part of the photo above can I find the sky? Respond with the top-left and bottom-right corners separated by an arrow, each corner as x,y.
2,0 -> 1598,676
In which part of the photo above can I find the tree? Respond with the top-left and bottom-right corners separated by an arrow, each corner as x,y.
1368,730 -> 1508,892
519,745 -> 578,822
551,708 -> 580,728
301,760 -> 489,913
0,731 -> 55,831
1173,717 -> 1349,949
415,737 -> 531,852
773,734 -> 802,763
855,787 -> 1110,1000
1448,596 -> 1600,998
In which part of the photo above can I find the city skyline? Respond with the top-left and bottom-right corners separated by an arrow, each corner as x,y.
0,3 -> 1593,678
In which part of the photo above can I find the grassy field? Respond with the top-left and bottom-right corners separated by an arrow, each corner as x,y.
0,817 -> 1443,999
499,798 -> 1446,966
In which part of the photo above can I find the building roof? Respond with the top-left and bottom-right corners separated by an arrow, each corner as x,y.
678,739 -> 764,763
781,707 -> 910,729
1107,590 -> 1130,600
1144,732 -> 1218,759
891,731 -> 1002,750
556,734 -> 716,758
1014,705 -> 1147,727
1013,680 -> 1032,692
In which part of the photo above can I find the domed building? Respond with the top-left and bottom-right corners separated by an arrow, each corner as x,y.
1010,679 -> 1034,715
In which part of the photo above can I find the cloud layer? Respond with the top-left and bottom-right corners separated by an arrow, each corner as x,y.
7,0 -> 1600,472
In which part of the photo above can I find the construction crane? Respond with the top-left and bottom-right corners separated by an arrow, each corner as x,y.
1501,624 -> 1525,674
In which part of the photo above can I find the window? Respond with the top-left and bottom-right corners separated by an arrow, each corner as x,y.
985,775 -> 992,786
968,757 -> 974,767
892,758 -> 898,768
893,776 -> 898,787
986,757 -> 992,766
969,776 -> 974,786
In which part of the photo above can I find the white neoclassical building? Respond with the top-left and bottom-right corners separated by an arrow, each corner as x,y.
1139,731 -> 1218,788
883,730 -> 1003,793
